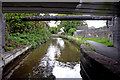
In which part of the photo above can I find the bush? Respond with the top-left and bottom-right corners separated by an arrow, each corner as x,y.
6,27 -> 51,51
68,28 -> 76,36
5,13 -> 51,51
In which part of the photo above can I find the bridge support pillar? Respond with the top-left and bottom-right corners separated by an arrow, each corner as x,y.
112,2 -> 120,62
113,15 -> 120,62
113,16 -> 120,49
0,1 -> 4,80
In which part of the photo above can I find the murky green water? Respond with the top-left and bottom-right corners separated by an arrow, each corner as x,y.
8,38 -> 81,79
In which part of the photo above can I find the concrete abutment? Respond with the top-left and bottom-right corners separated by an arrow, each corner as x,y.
113,16 -> 120,49
0,1 -> 3,80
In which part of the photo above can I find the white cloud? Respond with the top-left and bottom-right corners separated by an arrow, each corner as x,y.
86,20 -> 106,28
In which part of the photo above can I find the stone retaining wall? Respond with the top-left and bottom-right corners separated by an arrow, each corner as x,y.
1,45 -> 32,67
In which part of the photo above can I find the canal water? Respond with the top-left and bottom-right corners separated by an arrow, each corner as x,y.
6,38 -> 81,79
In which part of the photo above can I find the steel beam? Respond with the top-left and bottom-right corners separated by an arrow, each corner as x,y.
22,16 -> 112,21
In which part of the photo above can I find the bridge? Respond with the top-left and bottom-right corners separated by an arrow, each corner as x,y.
0,1 -> 120,80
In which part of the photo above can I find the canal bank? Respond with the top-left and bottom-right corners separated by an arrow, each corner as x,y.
2,45 -> 32,67
2,39 -> 50,79
2,36 -> 53,78
1,25 -> 51,79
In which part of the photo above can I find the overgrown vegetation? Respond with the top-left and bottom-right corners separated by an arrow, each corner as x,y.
57,14 -> 88,35
5,13 -> 51,51
49,27 -> 59,34
58,20 -> 87,35
60,35 -> 82,47
68,28 -> 76,36
60,35 -> 95,51
5,13 -> 112,52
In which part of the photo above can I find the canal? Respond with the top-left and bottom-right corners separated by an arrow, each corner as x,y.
5,38 -> 82,79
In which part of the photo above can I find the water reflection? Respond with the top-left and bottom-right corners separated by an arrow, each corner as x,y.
57,38 -> 65,50
9,38 -> 81,79
32,38 -> 81,78
53,62 -> 80,78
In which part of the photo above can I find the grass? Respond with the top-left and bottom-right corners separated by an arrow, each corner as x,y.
77,37 -> 113,47
60,35 -> 113,52
60,35 -> 96,51
60,35 -> 82,46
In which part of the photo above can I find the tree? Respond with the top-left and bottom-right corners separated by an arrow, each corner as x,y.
58,20 -> 88,33
5,13 -> 51,51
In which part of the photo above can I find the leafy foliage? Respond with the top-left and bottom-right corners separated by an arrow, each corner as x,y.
49,27 -> 58,34
58,21 -> 88,34
5,13 -> 51,51
8,27 -> 50,47
68,28 -> 76,36
60,35 -> 95,51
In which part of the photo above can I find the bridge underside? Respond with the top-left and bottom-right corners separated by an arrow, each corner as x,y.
2,2 -> 119,16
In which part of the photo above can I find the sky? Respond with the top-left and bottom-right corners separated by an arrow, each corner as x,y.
40,13 -> 107,28
86,20 -> 106,28
48,20 -> 106,28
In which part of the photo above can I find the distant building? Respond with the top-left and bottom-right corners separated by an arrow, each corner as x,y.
74,20 -> 114,42
76,26 -> 88,30
73,26 -> 88,37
